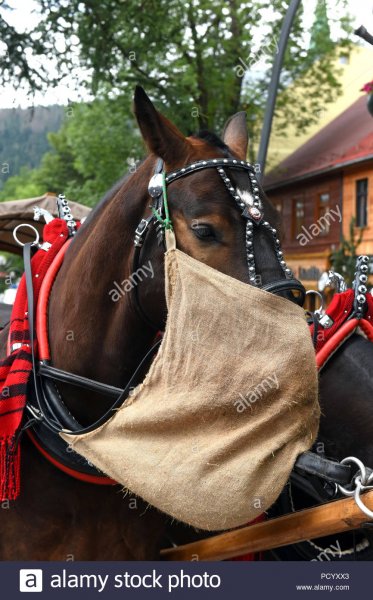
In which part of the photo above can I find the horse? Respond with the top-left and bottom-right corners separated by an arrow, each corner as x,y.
0,86 -> 303,560
0,86 -> 371,560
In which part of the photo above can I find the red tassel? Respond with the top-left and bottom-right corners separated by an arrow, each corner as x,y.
0,436 -> 20,501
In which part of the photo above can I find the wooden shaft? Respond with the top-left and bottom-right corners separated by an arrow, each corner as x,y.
161,490 -> 373,561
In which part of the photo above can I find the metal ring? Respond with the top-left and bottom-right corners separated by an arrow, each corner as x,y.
338,456 -> 368,496
354,480 -> 373,520
13,224 -> 40,247
306,289 -> 324,313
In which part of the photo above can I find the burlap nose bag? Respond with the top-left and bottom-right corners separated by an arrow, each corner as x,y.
61,232 -> 319,531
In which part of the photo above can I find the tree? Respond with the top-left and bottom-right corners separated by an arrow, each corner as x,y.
2,1 -> 353,141
0,96 -> 144,206
330,217 -> 364,286
0,1 -> 50,92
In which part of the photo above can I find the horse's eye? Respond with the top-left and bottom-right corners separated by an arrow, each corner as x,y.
191,223 -> 215,240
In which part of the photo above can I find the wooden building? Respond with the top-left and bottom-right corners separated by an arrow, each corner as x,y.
264,96 -> 373,292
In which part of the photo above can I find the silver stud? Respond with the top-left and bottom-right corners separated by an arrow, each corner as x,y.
247,241 -> 253,246
248,253 -> 254,259
359,274 -> 368,283
358,285 -> 367,294
224,159 -> 228,163
249,266 -> 255,272
357,294 -> 366,304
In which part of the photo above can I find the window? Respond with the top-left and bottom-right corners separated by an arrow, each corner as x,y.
293,199 -> 305,238
356,179 -> 368,228
317,192 -> 330,235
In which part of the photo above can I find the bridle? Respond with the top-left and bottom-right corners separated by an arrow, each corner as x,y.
131,157 -> 306,330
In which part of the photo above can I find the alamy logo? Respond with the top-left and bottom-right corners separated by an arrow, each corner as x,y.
19,569 -> 43,592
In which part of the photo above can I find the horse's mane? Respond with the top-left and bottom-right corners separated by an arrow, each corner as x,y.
194,130 -> 229,154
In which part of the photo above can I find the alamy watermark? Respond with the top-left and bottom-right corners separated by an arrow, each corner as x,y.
234,373 -> 279,413
296,205 -> 342,247
234,36 -> 279,78
108,260 -> 154,302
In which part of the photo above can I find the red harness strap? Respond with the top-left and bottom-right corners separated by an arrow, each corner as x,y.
310,291 -> 373,370
27,430 -> 115,486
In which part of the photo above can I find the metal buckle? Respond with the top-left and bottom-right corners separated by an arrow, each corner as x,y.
134,218 -> 150,247
25,403 -> 44,422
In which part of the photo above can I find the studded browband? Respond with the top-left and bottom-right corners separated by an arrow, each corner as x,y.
140,157 -> 305,304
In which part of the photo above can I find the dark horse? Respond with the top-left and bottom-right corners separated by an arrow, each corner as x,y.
0,87 -> 372,560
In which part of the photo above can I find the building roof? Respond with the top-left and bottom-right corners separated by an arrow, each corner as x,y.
264,95 -> 373,190
264,46 -> 373,169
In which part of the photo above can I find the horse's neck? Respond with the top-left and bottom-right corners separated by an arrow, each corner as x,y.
47,166 -> 156,420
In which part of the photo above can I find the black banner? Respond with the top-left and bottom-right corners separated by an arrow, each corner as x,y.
2,561 -> 370,599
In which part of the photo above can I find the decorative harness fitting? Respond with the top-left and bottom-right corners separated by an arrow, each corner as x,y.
134,157 -> 306,308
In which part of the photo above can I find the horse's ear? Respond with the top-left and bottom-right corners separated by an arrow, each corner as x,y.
222,112 -> 248,161
133,86 -> 188,162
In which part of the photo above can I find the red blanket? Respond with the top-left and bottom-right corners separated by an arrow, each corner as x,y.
0,219 -> 69,501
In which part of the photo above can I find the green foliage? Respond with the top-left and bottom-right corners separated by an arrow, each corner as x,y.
0,105 -> 64,187
0,166 -> 43,201
0,1 -> 50,91
4,1 -> 353,139
0,1 -> 355,203
330,217 -> 364,286
0,96 -> 144,206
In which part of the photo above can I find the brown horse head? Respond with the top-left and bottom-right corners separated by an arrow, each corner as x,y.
132,86 -> 294,330
48,86 -> 300,421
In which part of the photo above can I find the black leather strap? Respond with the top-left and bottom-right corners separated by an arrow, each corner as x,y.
261,278 -> 306,306
294,451 -> 352,486
39,362 -> 123,399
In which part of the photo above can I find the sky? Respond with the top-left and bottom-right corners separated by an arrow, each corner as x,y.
0,0 -> 372,109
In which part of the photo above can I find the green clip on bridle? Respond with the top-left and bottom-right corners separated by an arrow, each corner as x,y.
150,172 -> 173,231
